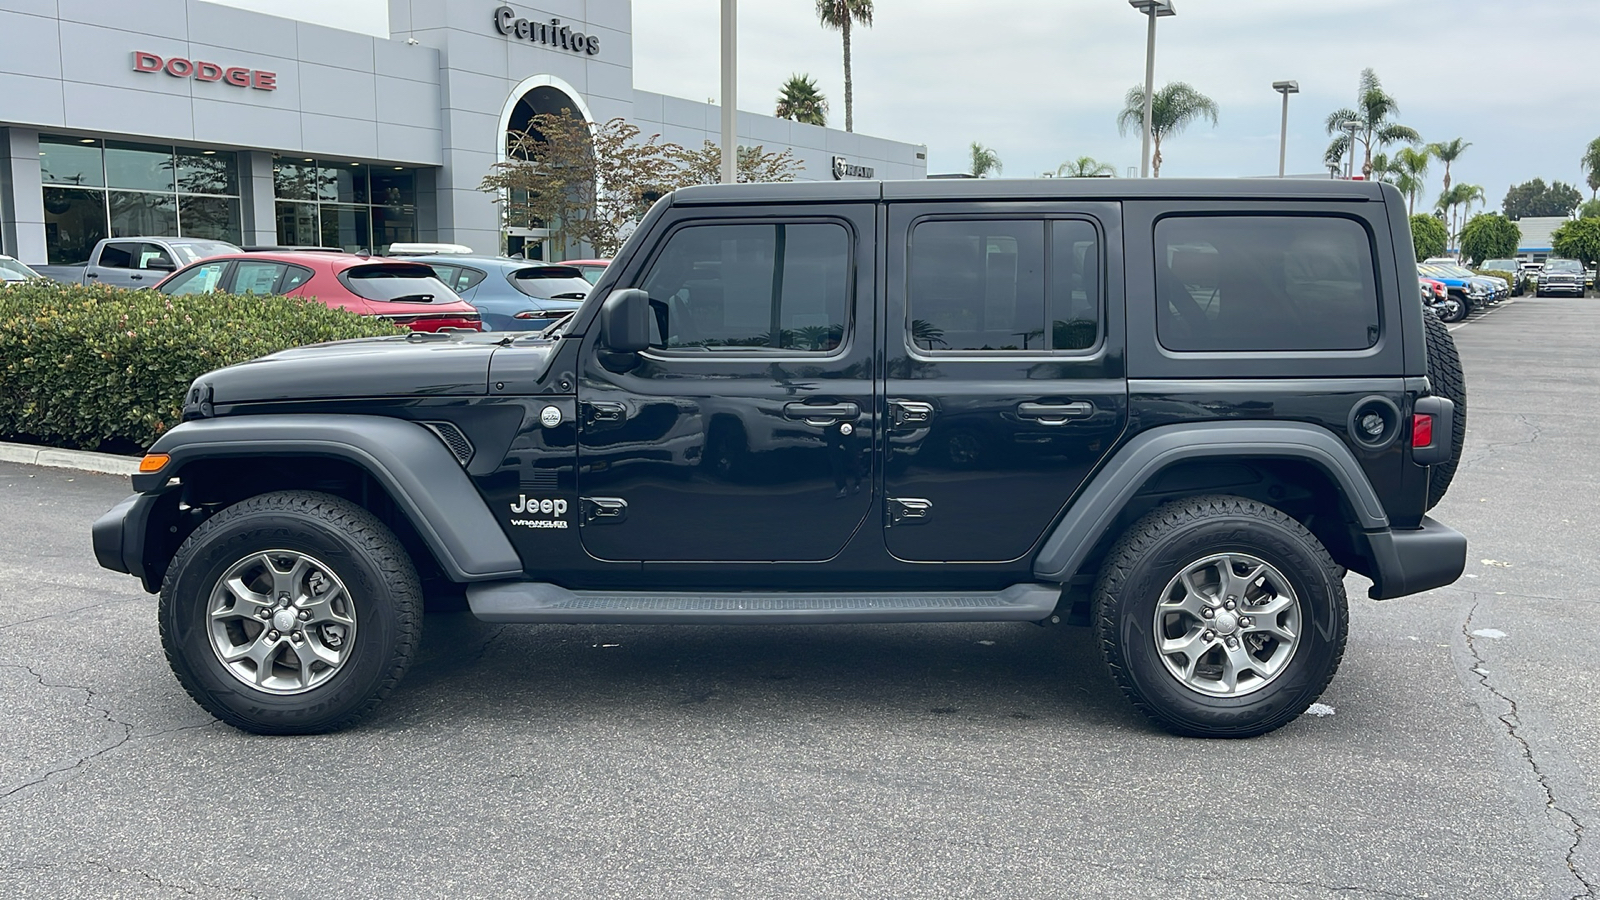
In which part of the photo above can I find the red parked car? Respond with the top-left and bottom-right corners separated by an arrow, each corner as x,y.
155,251 -> 482,332
563,258 -> 610,285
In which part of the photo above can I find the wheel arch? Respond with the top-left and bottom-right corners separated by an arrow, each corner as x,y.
1033,422 -> 1388,585
136,416 -> 523,590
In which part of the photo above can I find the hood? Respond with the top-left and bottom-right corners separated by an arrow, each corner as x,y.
194,332 -> 554,407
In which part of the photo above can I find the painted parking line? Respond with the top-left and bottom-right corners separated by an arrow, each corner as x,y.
1448,298 -> 1518,332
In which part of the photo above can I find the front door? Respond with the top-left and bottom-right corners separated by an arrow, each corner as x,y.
575,204 -> 877,562
882,203 -> 1128,563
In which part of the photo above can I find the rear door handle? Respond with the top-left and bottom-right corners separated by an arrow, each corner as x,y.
783,401 -> 859,425
1017,401 -> 1093,425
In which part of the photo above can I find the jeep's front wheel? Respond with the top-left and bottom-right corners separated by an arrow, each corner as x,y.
1094,495 -> 1347,738
159,491 -> 422,734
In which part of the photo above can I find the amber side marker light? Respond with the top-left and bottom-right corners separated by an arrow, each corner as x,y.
138,454 -> 170,473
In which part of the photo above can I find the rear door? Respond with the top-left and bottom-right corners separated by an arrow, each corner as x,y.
88,241 -> 145,287
882,202 -> 1128,563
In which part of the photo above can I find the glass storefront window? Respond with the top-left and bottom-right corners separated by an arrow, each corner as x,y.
320,204 -> 371,252
371,205 -> 417,255
274,161 -> 324,201
109,191 -> 178,238
105,141 -> 175,192
320,162 -> 368,204
177,150 -> 238,196
39,138 -> 104,188
276,201 -> 319,246
179,196 -> 242,244
42,188 -> 108,264
369,169 -> 416,206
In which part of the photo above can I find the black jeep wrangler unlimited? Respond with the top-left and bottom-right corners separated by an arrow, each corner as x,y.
94,178 -> 1467,738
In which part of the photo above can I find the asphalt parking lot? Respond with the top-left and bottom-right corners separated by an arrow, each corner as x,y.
1,298 -> 1596,900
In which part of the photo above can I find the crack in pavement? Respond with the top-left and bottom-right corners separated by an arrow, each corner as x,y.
1456,412 -> 1543,473
0,662 -> 218,805
1462,600 -> 1596,899
0,595 -> 141,632
1228,874 -> 1428,899
80,858 -> 268,899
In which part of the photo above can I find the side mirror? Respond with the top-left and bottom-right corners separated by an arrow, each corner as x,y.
147,259 -> 176,272
599,288 -> 650,353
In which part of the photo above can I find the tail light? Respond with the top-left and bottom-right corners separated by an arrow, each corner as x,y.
1411,413 -> 1434,449
384,313 -> 483,332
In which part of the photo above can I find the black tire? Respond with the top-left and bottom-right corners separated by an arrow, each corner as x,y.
1437,295 -> 1468,323
1422,311 -> 1467,509
1093,495 -> 1348,738
159,491 -> 422,735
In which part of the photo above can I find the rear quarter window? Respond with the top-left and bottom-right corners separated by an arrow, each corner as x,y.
1155,215 -> 1380,353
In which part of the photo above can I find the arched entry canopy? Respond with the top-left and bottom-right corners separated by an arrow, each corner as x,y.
496,75 -> 594,260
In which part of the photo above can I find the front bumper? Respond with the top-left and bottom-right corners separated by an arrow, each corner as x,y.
92,492 -> 162,591
1361,517 -> 1468,600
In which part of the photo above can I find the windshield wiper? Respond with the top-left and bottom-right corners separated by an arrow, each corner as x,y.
385,293 -> 435,303
548,292 -> 587,300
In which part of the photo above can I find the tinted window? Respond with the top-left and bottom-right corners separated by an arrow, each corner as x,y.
97,242 -> 139,269
231,261 -> 288,294
1155,216 -> 1379,352
343,265 -> 460,303
640,223 -> 850,352
510,266 -> 591,300
160,261 -> 229,296
908,219 -> 1099,352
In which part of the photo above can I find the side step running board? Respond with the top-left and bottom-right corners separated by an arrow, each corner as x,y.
466,582 -> 1064,625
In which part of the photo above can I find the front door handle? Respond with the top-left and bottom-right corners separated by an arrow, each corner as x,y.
1017,401 -> 1093,425
783,401 -> 859,426
889,399 -> 934,427
585,401 -> 627,423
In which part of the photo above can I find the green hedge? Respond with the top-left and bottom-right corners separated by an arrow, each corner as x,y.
0,282 -> 402,452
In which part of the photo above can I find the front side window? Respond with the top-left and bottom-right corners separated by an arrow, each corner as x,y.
160,261 -> 229,296
908,219 -> 1101,352
640,222 -> 850,352
1155,215 -> 1380,353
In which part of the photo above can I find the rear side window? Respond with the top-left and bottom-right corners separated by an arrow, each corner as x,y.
908,219 -> 1101,352
1155,216 -> 1379,352
342,265 -> 460,303
97,242 -> 139,269
639,222 -> 850,352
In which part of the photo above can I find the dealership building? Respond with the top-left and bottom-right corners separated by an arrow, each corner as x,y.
0,0 -> 927,265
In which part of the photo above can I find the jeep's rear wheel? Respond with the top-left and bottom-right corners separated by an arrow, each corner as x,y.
1093,495 -> 1348,738
159,491 -> 421,734
1422,311 -> 1467,509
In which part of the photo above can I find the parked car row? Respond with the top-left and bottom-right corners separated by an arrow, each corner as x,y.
1418,261 -> 1509,323
14,235 -> 609,334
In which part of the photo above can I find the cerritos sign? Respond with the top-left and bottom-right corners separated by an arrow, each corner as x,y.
492,6 -> 601,56
132,51 -> 277,90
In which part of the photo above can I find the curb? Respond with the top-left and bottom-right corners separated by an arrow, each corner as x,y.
0,441 -> 139,476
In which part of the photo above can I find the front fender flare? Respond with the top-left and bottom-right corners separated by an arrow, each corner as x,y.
1032,421 -> 1388,584
140,415 -> 522,582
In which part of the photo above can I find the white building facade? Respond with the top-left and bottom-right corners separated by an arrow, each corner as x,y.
0,0 -> 926,265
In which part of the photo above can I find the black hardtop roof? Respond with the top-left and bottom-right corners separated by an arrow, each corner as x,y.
667,177 -> 1390,206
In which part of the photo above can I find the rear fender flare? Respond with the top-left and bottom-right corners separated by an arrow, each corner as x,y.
141,415 -> 522,582
1032,421 -> 1388,583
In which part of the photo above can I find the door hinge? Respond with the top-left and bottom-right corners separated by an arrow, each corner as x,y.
580,497 -> 628,525
886,497 -> 933,526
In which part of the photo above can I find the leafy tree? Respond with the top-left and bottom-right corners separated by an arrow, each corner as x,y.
1056,156 -> 1116,178
1501,178 -> 1583,220
1116,82 -> 1219,178
815,0 -> 873,133
969,142 -> 1002,178
1551,218 -> 1600,266
1582,136 -> 1600,198
1458,213 -> 1520,266
1428,137 -> 1470,196
1409,213 -> 1447,261
1579,198 -> 1600,219
1323,69 -> 1421,180
670,141 -> 803,186
775,73 -> 827,127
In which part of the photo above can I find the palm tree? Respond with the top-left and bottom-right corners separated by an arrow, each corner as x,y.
1116,82 -> 1219,178
1581,136 -> 1600,199
1436,182 -> 1486,252
1323,68 -> 1421,180
969,142 -> 1002,178
1393,146 -> 1433,214
1057,156 -> 1116,178
774,74 -> 828,127
1429,137 -> 1471,196
815,0 -> 873,133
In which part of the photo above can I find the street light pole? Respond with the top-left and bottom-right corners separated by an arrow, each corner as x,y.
720,0 -> 737,185
1341,120 -> 1361,179
1272,80 -> 1298,178
1128,1 -> 1175,178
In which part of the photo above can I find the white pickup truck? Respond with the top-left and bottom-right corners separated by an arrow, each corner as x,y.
37,237 -> 238,288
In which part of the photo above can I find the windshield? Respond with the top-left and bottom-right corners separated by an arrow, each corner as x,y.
0,258 -> 37,282
169,241 -> 240,265
1482,260 -> 1516,270
509,266 -> 593,301
343,264 -> 464,303
1544,259 -> 1582,273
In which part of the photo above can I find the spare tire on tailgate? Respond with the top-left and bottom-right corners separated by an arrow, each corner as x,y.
1422,311 -> 1466,509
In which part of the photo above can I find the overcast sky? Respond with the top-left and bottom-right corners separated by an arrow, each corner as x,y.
213,0 -> 1600,213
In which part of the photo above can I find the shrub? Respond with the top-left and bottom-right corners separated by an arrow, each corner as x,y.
1409,214 -> 1447,262
0,283 -> 402,452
